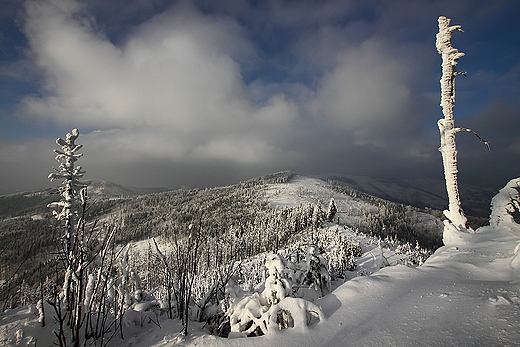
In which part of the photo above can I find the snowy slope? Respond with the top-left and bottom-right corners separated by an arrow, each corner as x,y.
128,225 -> 519,347
264,175 -> 442,243
2,176 -> 519,347
3,225 -> 518,346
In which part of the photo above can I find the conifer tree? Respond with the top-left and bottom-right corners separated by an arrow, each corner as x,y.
47,129 -> 88,347
312,203 -> 324,230
326,198 -> 337,222
48,128 -> 86,255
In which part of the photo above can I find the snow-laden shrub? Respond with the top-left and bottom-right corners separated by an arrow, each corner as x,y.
395,242 -> 431,266
225,253 -> 323,337
327,234 -> 362,278
228,292 -> 267,336
278,244 -> 329,301
262,254 -> 291,305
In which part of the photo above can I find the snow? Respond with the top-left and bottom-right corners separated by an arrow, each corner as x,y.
132,224 -> 518,347
2,176 -> 520,346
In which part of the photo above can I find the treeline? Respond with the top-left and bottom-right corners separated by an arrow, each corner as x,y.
94,171 -> 297,244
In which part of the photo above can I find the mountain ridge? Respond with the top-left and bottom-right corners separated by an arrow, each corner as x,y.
0,172 -> 499,220
317,173 -> 498,218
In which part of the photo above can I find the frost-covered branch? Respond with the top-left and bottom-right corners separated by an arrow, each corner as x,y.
454,127 -> 490,150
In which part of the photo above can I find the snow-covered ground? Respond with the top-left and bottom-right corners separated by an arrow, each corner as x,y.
4,223 -> 518,346
2,176 -> 519,346
133,225 -> 520,346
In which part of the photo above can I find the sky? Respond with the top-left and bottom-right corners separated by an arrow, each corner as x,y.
0,0 -> 519,195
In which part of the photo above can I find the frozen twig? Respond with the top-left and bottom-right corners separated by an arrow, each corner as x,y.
455,127 -> 490,150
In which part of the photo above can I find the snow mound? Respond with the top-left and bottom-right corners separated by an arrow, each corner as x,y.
490,177 -> 520,234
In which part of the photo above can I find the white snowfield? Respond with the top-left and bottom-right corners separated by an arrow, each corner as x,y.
2,176 -> 520,346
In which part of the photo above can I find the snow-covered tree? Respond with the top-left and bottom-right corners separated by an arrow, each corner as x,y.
312,203 -> 324,230
47,129 -> 90,347
48,128 -> 86,255
489,178 -> 520,231
436,16 -> 488,242
326,198 -> 337,222
47,129 -> 126,347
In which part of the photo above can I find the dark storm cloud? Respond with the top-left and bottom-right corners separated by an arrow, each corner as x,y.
0,0 -> 519,194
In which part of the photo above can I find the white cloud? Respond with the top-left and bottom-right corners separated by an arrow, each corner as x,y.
10,0 -> 510,193
20,0 -> 302,171
309,38 -> 413,133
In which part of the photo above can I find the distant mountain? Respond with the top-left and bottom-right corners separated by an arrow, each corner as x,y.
0,186 -> 59,219
320,174 -> 498,218
85,179 -> 170,200
0,180 -> 170,219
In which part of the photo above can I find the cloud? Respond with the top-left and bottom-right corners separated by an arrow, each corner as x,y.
0,137 -> 56,193
12,0 -> 438,190
3,0 -> 517,194
19,0 -> 302,175
309,38 -> 413,133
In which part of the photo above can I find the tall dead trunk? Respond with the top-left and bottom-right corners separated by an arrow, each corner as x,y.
436,16 -> 467,231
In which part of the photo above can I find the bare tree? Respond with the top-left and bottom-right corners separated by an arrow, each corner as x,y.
436,16 -> 488,235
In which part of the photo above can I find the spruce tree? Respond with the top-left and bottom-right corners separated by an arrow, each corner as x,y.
48,128 -> 86,255
326,198 -> 337,222
47,129 -> 88,347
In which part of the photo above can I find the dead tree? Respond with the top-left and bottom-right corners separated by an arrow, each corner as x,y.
436,16 -> 488,234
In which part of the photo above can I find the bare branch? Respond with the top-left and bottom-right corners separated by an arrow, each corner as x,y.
455,127 -> 490,150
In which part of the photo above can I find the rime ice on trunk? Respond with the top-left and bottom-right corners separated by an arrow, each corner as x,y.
436,16 -> 468,231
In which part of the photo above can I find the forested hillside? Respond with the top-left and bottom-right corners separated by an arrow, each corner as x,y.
0,171 -> 443,311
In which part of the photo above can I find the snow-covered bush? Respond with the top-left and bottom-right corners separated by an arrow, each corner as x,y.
285,246 -> 330,301
327,234 -> 361,278
395,242 -> 431,266
262,254 -> 291,305
225,253 -> 323,337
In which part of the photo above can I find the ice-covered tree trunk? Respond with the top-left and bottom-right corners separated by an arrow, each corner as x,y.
436,16 -> 468,231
